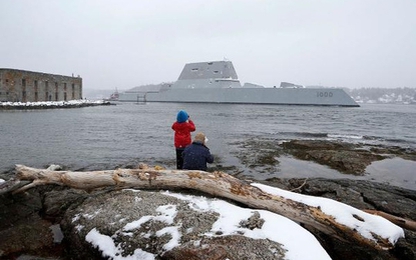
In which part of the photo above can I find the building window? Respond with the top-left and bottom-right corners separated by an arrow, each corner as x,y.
22,79 -> 26,86
64,83 -> 67,91
35,92 -> 38,102
64,92 -> 67,101
34,80 -> 38,92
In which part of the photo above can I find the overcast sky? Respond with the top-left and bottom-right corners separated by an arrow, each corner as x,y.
1,0 -> 415,91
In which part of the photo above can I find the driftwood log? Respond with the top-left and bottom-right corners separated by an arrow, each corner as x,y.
1,164 -> 404,250
364,209 -> 416,232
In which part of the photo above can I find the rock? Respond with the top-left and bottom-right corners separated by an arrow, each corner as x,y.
231,138 -> 416,176
162,236 -> 285,260
267,178 -> 416,220
264,177 -> 416,260
239,211 -> 265,230
281,140 -> 386,175
60,190 -> 287,260
46,165 -> 62,171
0,190 -> 42,231
232,138 -> 281,170
1,177 -> 415,259
0,188 -> 63,258
0,213 -> 55,257
42,188 -> 89,221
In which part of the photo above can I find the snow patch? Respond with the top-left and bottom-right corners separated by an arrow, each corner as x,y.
251,182 -> 405,245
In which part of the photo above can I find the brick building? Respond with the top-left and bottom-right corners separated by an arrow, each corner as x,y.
0,69 -> 82,102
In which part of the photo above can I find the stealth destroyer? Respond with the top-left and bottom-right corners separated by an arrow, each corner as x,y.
118,61 -> 359,107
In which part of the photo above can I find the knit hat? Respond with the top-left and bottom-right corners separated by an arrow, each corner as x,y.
194,132 -> 206,143
176,110 -> 189,123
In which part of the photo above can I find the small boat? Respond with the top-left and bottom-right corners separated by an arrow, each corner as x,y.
105,89 -> 119,101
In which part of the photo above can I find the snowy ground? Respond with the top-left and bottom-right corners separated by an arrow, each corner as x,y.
84,184 -> 404,260
85,189 -> 332,260
0,99 -> 108,108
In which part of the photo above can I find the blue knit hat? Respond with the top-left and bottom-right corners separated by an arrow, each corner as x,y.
177,110 -> 189,123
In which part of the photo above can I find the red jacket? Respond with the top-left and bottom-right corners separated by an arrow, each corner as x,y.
172,119 -> 196,148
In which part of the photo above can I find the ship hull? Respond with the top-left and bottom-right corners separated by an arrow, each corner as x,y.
118,88 -> 359,107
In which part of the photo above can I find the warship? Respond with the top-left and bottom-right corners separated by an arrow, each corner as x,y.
118,61 -> 359,107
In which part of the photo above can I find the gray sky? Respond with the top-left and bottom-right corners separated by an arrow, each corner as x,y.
1,0 -> 415,91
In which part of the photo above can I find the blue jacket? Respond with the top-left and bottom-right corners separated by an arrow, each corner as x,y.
182,142 -> 214,171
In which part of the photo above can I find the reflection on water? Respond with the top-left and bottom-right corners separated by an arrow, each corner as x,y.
267,156 -> 345,179
271,156 -> 416,191
366,158 -> 416,191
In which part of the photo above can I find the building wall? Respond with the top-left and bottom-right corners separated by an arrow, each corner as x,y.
0,69 -> 82,102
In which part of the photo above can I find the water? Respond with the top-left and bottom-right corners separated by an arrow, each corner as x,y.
1,103 -> 415,190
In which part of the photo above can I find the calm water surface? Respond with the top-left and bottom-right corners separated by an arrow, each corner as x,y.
1,103 -> 415,190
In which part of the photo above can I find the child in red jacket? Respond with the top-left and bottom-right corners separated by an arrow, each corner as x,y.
172,110 -> 196,169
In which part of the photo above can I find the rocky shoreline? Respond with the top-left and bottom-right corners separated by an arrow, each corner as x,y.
0,140 -> 415,259
230,138 -> 416,177
264,178 -> 416,260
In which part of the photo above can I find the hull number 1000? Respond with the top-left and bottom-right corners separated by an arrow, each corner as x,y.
317,91 -> 333,98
